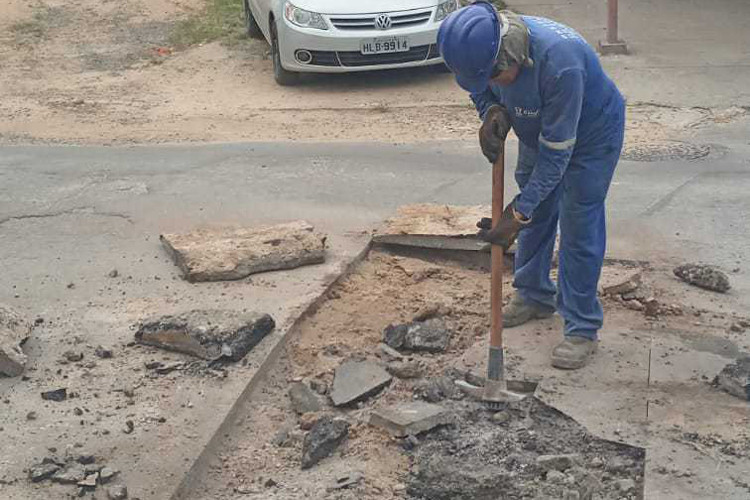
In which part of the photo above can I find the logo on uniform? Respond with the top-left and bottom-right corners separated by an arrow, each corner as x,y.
375,14 -> 392,30
515,107 -> 540,118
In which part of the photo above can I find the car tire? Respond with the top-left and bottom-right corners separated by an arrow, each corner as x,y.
270,21 -> 299,86
243,0 -> 263,39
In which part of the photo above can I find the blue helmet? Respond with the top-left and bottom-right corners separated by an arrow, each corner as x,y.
438,2 -> 502,93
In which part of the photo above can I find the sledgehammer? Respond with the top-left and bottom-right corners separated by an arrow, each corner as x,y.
482,138 -> 537,410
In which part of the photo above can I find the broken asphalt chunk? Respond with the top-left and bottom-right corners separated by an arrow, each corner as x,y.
370,401 -> 451,437
674,264 -> 730,293
51,463 -> 86,484
28,462 -> 60,482
160,220 -> 327,282
330,360 -> 392,407
135,309 -> 275,361
41,388 -> 67,402
713,356 -> 750,401
301,416 -> 349,469
0,304 -> 31,377
383,318 -> 451,353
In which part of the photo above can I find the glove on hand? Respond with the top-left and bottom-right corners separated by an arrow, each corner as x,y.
479,105 -> 512,164
476,199 -> 530,249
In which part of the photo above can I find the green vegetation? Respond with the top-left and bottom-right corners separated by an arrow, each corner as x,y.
170,0 -> 247,48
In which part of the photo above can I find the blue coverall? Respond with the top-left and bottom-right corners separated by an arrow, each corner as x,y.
471,16 -> 626,340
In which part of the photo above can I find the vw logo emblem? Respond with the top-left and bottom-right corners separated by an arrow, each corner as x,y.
375,14 -> 392,30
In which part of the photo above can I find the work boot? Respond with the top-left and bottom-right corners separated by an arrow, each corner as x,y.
551,337 -> 598,370
503,293 -> 555,328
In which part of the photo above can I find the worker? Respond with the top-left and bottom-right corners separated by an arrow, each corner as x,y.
438,2 -> 625,369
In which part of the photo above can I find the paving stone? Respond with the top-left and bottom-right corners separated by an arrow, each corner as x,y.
301,416 -> 349,469
0,304 -> 30,377
370,401 -> 451,437
135,309 -> 275,361
288,382 -> 322,414
330,360 -> 392,407
160,220 -> 327,282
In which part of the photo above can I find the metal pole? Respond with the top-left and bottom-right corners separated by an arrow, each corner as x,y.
599,0 -> 628,55
607,0 -> 619,44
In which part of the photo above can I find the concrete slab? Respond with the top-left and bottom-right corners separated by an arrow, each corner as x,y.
369,401 -> 450,437
160,221 -> 327,282
330,360 -> 392,407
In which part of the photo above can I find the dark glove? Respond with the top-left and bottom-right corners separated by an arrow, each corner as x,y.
476,200 -> 531,249
479,105 -> 512,164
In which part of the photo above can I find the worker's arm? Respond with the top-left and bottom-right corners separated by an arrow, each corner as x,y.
515,68 -> 584,217
471,87 -> 500,120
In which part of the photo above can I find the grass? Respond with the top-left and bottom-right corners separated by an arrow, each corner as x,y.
170,0 -> 247,49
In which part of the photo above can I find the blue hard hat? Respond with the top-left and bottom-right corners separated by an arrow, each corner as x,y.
438,1 -> 502,93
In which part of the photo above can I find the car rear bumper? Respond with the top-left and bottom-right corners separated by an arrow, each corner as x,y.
277,17 -> 444,73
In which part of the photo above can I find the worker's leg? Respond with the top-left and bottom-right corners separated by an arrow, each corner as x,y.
556,131 -> 624,341
512,141 -> 560,312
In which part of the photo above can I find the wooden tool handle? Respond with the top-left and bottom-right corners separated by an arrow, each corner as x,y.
489,148 -> 505,351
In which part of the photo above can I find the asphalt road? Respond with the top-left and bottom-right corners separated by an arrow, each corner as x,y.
2,120 -> 749,310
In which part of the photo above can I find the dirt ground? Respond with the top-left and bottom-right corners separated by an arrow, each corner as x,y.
0,0 -> 747,146
184,249 -> 750,500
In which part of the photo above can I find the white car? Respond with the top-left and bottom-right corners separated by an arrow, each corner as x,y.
243,0 -> 459,85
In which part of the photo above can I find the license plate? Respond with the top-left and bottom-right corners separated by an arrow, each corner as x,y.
360,36 -> 409,55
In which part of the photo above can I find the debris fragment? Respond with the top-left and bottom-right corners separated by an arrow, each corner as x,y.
99,467 -> 117,484
160,221 -> 327,282
28,462 -> 60,482
386,360 -> 423,379
328,471 -> 364,491
301,416 -> 350,469
713,356 -> 750,401
383,319 -> 451,353
41,388 -> 67,402
0,304 -> 31,377
51,463 -> 86,484
95,346 -> 113,359
288,382 -> 322,414
309,378 -> 328,395
369,401 -> 451,437
135,309 -> 275,361
415,376 -> 461,403
377,343 -> 403,362
412,302 -> 445,322
602,271 -> 642,296
63,351 -> 84,362
330,360 -> 392,407
123,420 -> 135,434
107,484 -> 128,500
674,264 -> 730,293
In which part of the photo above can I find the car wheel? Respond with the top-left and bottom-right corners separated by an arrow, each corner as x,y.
243,0 -> 263,39
270,21 -> 299,86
